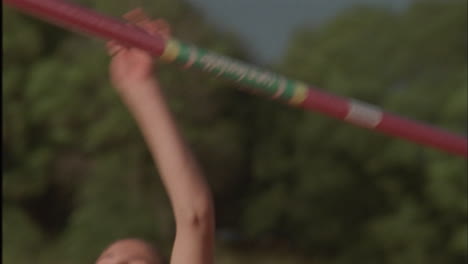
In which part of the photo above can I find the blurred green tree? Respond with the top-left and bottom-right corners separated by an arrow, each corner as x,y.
241,1 -> 467,264
2,0 -> 467,264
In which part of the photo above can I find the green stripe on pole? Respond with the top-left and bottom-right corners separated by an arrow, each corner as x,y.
4,0 -> 466,157
161,39 -> 308,104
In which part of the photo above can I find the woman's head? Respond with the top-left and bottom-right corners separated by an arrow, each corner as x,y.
95,238 -> 162,264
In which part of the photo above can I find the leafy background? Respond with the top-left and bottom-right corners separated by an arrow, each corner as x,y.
3,0 -> 467,263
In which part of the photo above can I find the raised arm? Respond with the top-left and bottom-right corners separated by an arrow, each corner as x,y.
107,11 -> 214,264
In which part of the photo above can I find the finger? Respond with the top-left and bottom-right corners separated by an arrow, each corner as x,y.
108,46 -> 124,56
123,7 -> 143,22
106,40 -> 124,51
107,40 -> 122,49
123,7 -> 149,24
135,20 -> 156,35
107,41 -> 125,56
140,19 -> 171,39
155,19 -> 172,38
123,8 -> 172,41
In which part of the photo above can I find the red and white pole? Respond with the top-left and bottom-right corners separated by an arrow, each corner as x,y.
4,0 -> 467,157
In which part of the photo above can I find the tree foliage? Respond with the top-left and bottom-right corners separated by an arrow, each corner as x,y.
242,2 -> 467,263
3,1 -> 467,264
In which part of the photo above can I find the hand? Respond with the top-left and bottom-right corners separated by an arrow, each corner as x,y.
107,8 -> 171,92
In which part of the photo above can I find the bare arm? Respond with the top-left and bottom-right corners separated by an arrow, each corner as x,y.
107,12 -> 214,264
125,80 -> 214,264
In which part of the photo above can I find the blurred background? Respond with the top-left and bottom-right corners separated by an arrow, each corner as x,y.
2,0 -> 467,263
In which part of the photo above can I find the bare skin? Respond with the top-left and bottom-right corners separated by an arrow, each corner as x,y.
96,239 -> 162,264
96,9 -> 215,264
